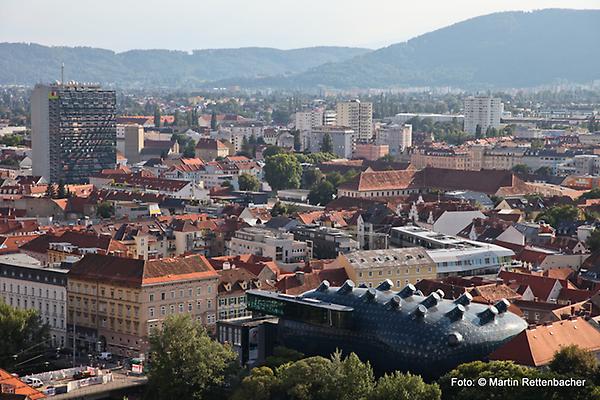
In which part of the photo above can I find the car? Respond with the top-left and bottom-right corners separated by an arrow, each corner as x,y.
98,352 -> 112,361
24,377 -> 43,388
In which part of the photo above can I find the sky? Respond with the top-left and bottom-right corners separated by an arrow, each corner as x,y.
2,0 -> 600,52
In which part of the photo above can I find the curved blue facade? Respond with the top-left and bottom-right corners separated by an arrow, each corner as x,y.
247,279 -> 527,377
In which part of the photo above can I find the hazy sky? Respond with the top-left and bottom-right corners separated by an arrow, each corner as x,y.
2,0 -> 600,52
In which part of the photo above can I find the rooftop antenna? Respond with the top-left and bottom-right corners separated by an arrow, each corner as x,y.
61,62 -> 64,84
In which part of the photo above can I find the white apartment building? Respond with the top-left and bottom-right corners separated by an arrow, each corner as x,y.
308,126 -> 355,158
295,109 -> 325,132
336,100 -> 373,142
227,227 -> 308,268
0,254 -> 68,348
464,96 -> 503,134
376,124 -> 413,155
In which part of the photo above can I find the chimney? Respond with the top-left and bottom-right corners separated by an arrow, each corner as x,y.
295,270 -> 305,285
223,261 -> 231,270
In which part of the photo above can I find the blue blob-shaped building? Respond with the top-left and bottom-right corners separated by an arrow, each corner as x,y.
247,279 -> 527,377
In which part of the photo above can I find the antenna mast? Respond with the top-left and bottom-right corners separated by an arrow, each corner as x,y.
61,63 -> 64,84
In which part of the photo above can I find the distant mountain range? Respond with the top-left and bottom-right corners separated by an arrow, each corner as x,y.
0,45 -> 369,87
1,9 -> 599,90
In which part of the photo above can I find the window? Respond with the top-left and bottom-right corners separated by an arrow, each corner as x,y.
188,303 -> 193,312
208,286 -> 213,294
188,289 -> 193,297
160,306 -> 166,315
219,299 -> 226,306
197,300 -> 202,309
149,307 -> 155,318
170,305 -> 175,314
179,304 -> 184,313
196,287 -> 202,296
149,293 -> 154,302
161,292 -> 166,301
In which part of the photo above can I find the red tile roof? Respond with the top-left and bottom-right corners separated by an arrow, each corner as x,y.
499,270 -> 561,302
0,369 -> 45,399
68,254 -> 218,287
489,318 -> 600,366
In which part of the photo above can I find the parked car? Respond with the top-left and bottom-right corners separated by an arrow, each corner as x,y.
99,352 -> 112,361
24,377 -> 43,388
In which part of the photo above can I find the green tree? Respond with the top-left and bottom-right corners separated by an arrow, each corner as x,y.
536,204 -> 580,228
535,166 -> 552,176
321,133 -> 333,153
264,154 -> 302,191
96,201 -> 114,219
369,371 -> 441,400
511,164 -> 530,174
580,188 -> 600,200
183,141 -> 196,158
308,180 -> 335,206
56,180 -> 67,199
475,124 -> 483,139
264,346 -> 304,370
293,130 -> 302,152
587,229 -> 600,252
263,146 -> 285,159
301,168 -> 323,190
44,182 -> 56,198
210,111 -> 218,130
153,106 -> 161,128
330,351 -> 375,400
550,345 -> 599,382
231,367 -> 279,400
238,173 -> 261,192
0,301 -> 49,370
146,314 -> 238,400
270,201 -> 289,217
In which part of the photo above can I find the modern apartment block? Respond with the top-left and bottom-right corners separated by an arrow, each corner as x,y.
376,124 -> 412,155
463,96 -> 503,134
308,126 -> 355,158
31,83 -> 117,184
336,100 -> 373,142
66,254 -> 219,357
295,109 -> 324,132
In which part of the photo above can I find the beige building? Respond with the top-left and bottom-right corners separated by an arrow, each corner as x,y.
194,138 -> 230,161
67,254 -> 219,357
336,100 -> 373,142
122,124 -> 144,164
333,248 -> 437,289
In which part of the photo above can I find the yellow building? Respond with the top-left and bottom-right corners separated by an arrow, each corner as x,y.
333,248 -> 437,289
67,253 -> 219,357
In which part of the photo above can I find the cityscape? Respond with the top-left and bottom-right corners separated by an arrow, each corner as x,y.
1,2 -> 600,400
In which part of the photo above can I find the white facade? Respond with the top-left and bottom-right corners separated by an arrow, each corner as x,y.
295,110 -> 324,132
228,227 -> 308,267
464,96 -> 503,134
376,124 -> 412,155
336,100 -> 373,142
308,127 -> 354,158
0,256 -> 68,348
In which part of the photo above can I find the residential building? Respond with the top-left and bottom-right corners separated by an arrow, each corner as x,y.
295,109 -> 324,132
334,248 -> 437,288
291,225 -> 359,259
195,138 -> 230,161
228,227 -> 308,268
0,254 -> 68,348
122,124 -> 144,164
308,126 -> 355,158
353,144 -> 389,161
31,83 -> 116,183
66,254 -> 219,356
217,263 -> 264,321
376,124 -> 412,155
336,100 -> 373,142
463,96 -> 503,134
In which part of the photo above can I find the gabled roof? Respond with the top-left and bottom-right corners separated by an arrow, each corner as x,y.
68,254 -> 218,287
489,318 -> 600,366
499,270 -> 562,301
